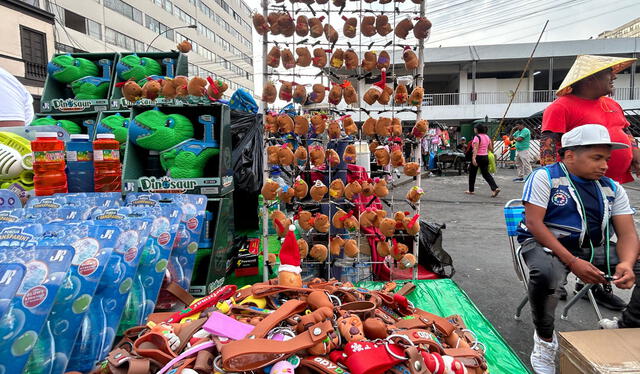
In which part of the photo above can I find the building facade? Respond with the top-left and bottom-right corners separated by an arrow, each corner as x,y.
19,0 -> 254,98
0,0 -> 55,109
598,17 -> 640,39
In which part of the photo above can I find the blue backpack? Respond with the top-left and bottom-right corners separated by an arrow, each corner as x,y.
229,88 -> 258,113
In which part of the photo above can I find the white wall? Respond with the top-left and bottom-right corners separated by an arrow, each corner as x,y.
463,77 -> 531,93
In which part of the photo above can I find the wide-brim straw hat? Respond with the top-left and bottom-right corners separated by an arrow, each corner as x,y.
556,54 -> 636,96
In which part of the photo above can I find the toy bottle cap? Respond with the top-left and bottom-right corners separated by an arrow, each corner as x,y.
149,150 -> 160,155
96,134 -> 116,139
70,134 -> 90,140
35,132 -> 58,138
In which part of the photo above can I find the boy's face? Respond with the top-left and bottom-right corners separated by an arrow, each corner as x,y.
565,145 -> 612,180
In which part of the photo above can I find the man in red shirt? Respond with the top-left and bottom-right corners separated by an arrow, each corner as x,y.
541,55 -> 639,184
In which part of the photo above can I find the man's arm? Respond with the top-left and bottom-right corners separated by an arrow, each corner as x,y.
623,127 -> 640,177
539,131 -> 562,166
0,120 -> 25,127
611,214 -> 639,288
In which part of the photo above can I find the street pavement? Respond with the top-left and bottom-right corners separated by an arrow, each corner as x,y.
388,167 -> 640,371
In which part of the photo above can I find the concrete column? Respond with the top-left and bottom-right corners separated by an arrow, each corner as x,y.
630,53 -> 636,100
548,57 -> 554,93
471,60 -> 477,104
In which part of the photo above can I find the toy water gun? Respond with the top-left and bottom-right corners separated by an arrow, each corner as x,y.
164,284 -> 237,323
0,132 -> 34,190
71,59 -> 112,100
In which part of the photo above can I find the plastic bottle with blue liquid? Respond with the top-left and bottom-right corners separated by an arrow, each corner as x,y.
66,134 -> 94,192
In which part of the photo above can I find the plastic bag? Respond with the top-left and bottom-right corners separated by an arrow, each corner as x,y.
488,151 -> 496,174
229,88 -> 258,113
417,220 -> 455,278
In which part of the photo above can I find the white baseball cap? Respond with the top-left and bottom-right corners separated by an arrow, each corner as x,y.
561,124 -> 629,150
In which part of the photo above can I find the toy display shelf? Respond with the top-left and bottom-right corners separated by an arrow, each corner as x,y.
109,51 -> 188,110
32,111 -> 99,139
121,103 -> 234,197
41,52 -> 118,114
188,194 -> 235,296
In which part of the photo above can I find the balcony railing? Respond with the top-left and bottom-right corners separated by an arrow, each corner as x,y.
24,61 -> 47,81
422,88 -> 640,106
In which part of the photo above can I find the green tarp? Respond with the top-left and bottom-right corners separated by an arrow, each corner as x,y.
358,279 -> 531,374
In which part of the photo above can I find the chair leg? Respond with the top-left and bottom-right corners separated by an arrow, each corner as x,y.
561,283 -> 593,320
515,294 -> 528,320
586,288 -> 603,321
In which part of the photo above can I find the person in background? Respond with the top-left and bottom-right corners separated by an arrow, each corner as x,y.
456,137 -> 467,152
0,67 -> 34,127
540,55 -> 638,310
517,125 -> 639,374
421,135 -> 430,171
511,122 -> 532,182
465,124 -> 500,197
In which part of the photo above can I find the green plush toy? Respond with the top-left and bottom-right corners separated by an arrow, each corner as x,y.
30,116 -> 82,134
97,114 -> 129,143
160,144 -> 219,178
129,109 -> 194,151
117,54 -> 162,82
70,76 -> 110,100
47,55 -> 99,83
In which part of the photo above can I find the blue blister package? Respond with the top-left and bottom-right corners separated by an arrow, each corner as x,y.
20,223 -> 117,374
90,206 -> 181,335
0,244 -> 74,373
126,193 -> 207,309
0,190 -> 22,209
0,263 -> 26,319
55,192 -> 123,208
2,207 -> 94,222
67,214 -> 152,372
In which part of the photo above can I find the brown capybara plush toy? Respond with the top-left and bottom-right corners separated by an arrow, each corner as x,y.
324,24 -> 339,43
391,240 -> 409,261
391,118 -> 403,136
207,77 -> 228,100
277,114 -> 294,134
267,46 -> 280,68
296,15 -> 309,37
330,236 -> 345,256
342,116 -> 357,135
294,146 -> 308,163
160,78 -> 178,99
379,218 -> 396,238
342,16 -> 357,38
328,83 -> 342,105
121,80 -> 142,102
327,120 -> 341,139
378,85 -> 393,106
293,177 -> 309,199
278,13 -> 295,37
281,48 -> 296,70
399,254 -> 417,270
311,114 -> 327,134
409,86 -> 425,107
361,16 -> 376,37
261,179 -> 279,200
298,210 -> 313,231
263,82 -> 277,103
309,145 -> 326,166
312,48 -> 329,68
362,117 -> 377,136
377,240 -> 391,257
329,178 -> 345,199
403,213 -> 421,236
293,84 -> 307,104
313,213 -> 330,232
253,13 -> 270,35
330,49 -> 345,69
298,239 -> 309,259
278,144 -> 295,166
294,115 -> 309,136
264,114 -> 278,134
403,46 -> 419,70
271,210 -> 292,237
412,119 -> 428,138
373,178 -> 389,198
267,12 -> 281,35
309,83 -> 327,103
377,50 -> 391,70
375,116 -> 392,137
310,180 -> 328,201
279,81 -> 293,102
364,69 -> 386,105
404,162 -> 420,177
343,144 -> 357,163
142,79 -> 161,100
361,51 -> 377,72
369,140 -> 380,154
374,146 -> 390,166
413,17 -> 432,39
361,180 -> 374,197
279,185 -> 295,204
344,239 -> 359,258
187,77 -> 207,97
267,145 -> 279,164
173,76 -> 188,97
326,149 -> 341,168
376,15 -> 393,36
345,50 -> 359,70
390,144 -> 405,167
342,81 -> 358,105
395,83 -> 408,105
310,244 -> 328,262
406,186 -> 424,203
309,16 -> 325,38
395,17 -> 414,39
344,181 -> 362,200
296,47 -> 312,67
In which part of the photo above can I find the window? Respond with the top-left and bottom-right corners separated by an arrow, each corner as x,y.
56,42 -> 85,53
87,19 -> 102,40
146,16 -> 173,41
105,27 -> 144,51
64,9 -> 86,33
104,0 -> 142,24
20,26 -> 47,81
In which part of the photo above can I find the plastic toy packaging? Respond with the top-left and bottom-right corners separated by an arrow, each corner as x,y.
0,263 -> 26,318
67,213 -> 151,372
0,207 -> 93,222
126,193 -> 207,309
0,245 -> 74,374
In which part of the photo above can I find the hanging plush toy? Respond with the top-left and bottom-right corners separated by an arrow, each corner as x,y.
206,77 -> 228,100
390,144 -> 405,167
331,49 -> 345,69
342,115 -> 357,135
363,69 -> 387,105
379,218 -> 396,238
409,86 -> 425,107
362,117 -> 377,136
278,144 -> 295,166
262,82 -> 277,103
377,50 -> 391,70
296,15 -> 309,37
298,239 -> 309,259
376,240 -> 391,257
344,239 -> 359,258
309,16 -> 325,38
311,114 -> 327,134
361,180 -> 374,197
279,186 -> 295,204
310,244 -> 328,262
378,84 -> 393,105
374,146 -> 390,166
343,144 -> 357,163
294,115 -> 309,136
329,178 -> 345,199
279,81 -> 293,102
177,40 -> 192,53
313,213 -> 330,232
309,145 -> 326,166
267,13 -> 281,35
309,84 -> 327,103
296,47 -> 312,67
406,186 -> 424,203
375,15 -> 393,36
344,181 -> 362,200
373,178 -> 389,198
412,119 -> 429,138
327,120 -> 341,139
277,225 -> 303,287
361,16 -> 376,37
292,84 -> 307,104
404,162 -> 420,176
293,177 -> 309,199
298,210 -> 313,231
403,213 -> 420,235
294,146 -> 308,163
312,48 -> 329,68
324,24 -> 339,43
375,116 -> 392,137
392,118 -> 403,136
342,81 -> 358,105
413,17 -> 432,39
345,49 -> 359,69
395,76 -> 411,104
369,140 -> 380,154
342,16 -> 357,38
330,236 -> 345,256
329,83 -> 343,105
281,48 -> 296,69
264,113 -> 278,134
271,210 -> 292,237
310,180 -> 328,201
395,17 -> 414,39
261,179 -> 280,200
253,13 -> 270,35
267,46 -> 281,68
278,13 -> 295,37
361,51 -> 377,72
277,114 -> 294,134
326,149 -> 341,167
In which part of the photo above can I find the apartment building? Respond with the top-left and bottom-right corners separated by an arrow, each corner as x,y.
598,17 -> 640,39
19,0 -> 255,98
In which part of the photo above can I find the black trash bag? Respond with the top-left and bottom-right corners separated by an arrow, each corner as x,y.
417,220 -> 455,278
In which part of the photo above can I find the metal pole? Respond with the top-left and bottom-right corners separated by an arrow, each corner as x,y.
413,0 -> 426,280
261,0 -> 270,282
145,24 -> 197,52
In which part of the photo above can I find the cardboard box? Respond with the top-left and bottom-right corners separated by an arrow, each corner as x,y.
32,112 -> 99,139
559,329 -> 640,373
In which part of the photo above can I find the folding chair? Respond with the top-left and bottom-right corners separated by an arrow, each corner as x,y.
503,199 -> 603,321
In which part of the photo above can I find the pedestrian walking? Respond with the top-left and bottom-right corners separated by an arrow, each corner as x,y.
511,122 -> 532,181
466,124 -> 500,197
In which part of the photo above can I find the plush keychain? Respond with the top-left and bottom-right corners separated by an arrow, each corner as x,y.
373,178 -> 389,198
309,16 -> 325,38
187,77 -> 207,97
406,185 -> 424,203
294,115 -> 309,136
404,162 -> 420,176
267,46 -> 281,68
360,180 -> 374,197
313,213 -> 330,232
363,69 -> 386,105
391,240 -> 409,261
330,236 -> 345,256
390,144 -> 405,167
267,12 -> 281,35
264,113 -> 278,134
376,239 -> 391,257
345,49 -> 359,69
298,239 -> 309,259
293,177 -> 309,199
395,17 -> 414,39
298,210 -> 314,231
324,24 -> 339,43
375,116 -> 392,137
403,213 -> 420,235
362,117 -> 377,136
374,146 -> 390,166
361,51 -> 377,72
329,178 -> 345,198
310,244 -> 328,262
278,224 -> 303,287
409,86 -> 425,107
395,76 -> 411,104
271,210 -> 292,237
327,120 -> 341,140
159,77 -> 180,99
174,76 -> 189,97
253,13 -> 270,35
261,179 -> 280,200
312,48 -> 329,68
207,77 -> 228,100
279,185 -> 295,204
281,48 -> 296,69
344,239 -> 359,258
279,81 -> 293,102
414,17 -> 432,39
332,0 -> 345,7
278,144 -> 295,166
343,144 -> 357,164
311,114 -> 327,134
334,209 -> 359,231
309,145 -> 326,166
119,80 -> 142,102
412,119 -> 429,138
262,82 -> 277,105
376,15 -> 393,36
296,47 -> 312,67
344,181 -> 362,200
329,83 -> 343,105
369,139 -> 380,153
361,16 -> 377,37
326,149 -> 341,168
278,13 -> 295,37
342,81 -> 358,105
267,146 -> 279,164
176,40 -> 192,54
294,146 -> 308,163
359,208 -> 380,228
292,84 -> 307,104
392,118 -> 403,136
377,50 -> 391,70
342,115 -> 357,135
379,218 -> 397,238
310,180 -> 328,201
309,83 -> 327,103
378,84 -> 393,105
277,114 -> 294,133
296,15 -> 309,37
330,49 -> 345,69
342,16 -> 358,38
403,46 -> 419,70
141,79 -> 161,100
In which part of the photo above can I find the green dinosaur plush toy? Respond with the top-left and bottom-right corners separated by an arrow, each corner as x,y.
116,54 -> 162,82
160,144 -> 219,178
129,109 -> 194,151
30,116 -> 82,134
47,55 -> 99,83
97,113 -> 129,143
70,76 -> 110,100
